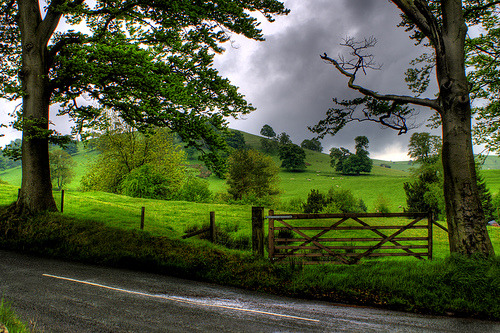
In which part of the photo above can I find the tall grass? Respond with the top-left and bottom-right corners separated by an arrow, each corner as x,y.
0,298 -> 31,333
0,206 -> 499,320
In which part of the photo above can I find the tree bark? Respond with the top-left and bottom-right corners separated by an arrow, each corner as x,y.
16,0 -> 58,215
435,0 -> 494,255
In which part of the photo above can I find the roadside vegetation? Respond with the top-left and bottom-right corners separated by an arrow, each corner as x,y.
0,201 -> 499,320
0,298 -> 31,333
1,130 -> 500,321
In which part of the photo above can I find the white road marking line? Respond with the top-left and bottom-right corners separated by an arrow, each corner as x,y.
42,273 -> 320,323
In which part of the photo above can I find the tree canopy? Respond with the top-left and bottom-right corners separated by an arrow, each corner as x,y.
310,0 -> 497,256
0,0 -> 288,214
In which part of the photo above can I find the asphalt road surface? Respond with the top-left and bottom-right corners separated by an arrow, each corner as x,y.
0,250 -> 499,332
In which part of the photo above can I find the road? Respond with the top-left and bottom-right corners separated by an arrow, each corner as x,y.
0,250 -> 499,332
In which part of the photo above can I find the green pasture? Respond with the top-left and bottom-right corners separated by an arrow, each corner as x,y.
1,183 -> 498,261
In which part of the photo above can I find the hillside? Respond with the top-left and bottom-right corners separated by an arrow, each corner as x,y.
2,130 -> 500,211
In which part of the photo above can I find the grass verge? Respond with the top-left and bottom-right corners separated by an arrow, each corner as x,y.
0,298 -> 31,333
0,205 -> 499,321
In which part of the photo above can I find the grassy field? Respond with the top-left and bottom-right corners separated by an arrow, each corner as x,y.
1,131 -> 499,260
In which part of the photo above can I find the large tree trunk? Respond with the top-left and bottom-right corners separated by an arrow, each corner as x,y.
16,0 -> 58,215
437,0 -> 494,256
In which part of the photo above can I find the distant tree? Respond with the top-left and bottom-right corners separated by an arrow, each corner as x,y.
49,149 -> 75,190
277,132 -> 292,146
2,139 -> 22,161
408,132 -> 441,165
260,137 -> 279,154
260,124 -> 276,138
63,140 -> 78,156
301,138 -> 323,152
225,131 -> 246,149
330,136 -> 372,175
226,149 -> 280,200
279,144 -> 306,172
329,147 -> 351,172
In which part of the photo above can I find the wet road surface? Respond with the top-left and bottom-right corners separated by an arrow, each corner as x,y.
1,250 -> 499,332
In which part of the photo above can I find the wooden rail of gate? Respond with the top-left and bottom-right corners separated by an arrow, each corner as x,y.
267,210 -> 435,264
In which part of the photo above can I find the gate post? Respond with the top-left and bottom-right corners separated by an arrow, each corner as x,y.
252,206 -> 265,257
268,209 -> 275,259
428,212 -> 433,260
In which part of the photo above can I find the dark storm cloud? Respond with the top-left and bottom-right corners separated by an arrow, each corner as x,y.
218,0 -> 439,159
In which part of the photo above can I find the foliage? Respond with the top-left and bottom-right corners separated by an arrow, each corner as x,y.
0,0 -> 289,213
300,138 -> 323,152
303,189 -> 327,214
225,131 -> 246,150
404,163 -> 445,218
276,132 -> 291,146
260,137 -> 279,154
477,169 -> 495,222
374,194 -> 392,214
49,149 -> 75,190
175,176 -> 212,203
226,149 -> 280,201
308,0 -> 500,255
0,140 -> 22,171
279,143 -> 306,172
0,298 -> 31,333
408,132 -> 441,165
303,188 -> 366,214
260,124 -> 276,138
1,139 -> 22,163
81,127 -> 186,199
3,204 -> 499,320
330,136 -> 372,175
120,164 -> 173,200
323,188 -> 368,214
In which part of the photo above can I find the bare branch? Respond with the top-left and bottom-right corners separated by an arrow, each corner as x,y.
321,52 -> 441,111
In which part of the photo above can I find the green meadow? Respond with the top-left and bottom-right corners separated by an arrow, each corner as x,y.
1,131 -> 500,259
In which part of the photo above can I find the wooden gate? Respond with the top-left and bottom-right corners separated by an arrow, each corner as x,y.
267,211 -> 435,264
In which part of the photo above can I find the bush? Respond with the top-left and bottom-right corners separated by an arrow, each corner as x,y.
374,194 -> 391,213
120,164 -> 174,199
303,189 -> 326,213
323,188 -> 366,213
176,177 -> 212,203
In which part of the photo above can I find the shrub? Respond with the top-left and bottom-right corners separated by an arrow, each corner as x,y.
303,189 -> 326,213
120,164 -> 173,199
176,177 -> 212,203
374,194 -> 391,213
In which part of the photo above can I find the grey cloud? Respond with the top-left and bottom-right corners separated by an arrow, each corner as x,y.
222,0 -> 436,159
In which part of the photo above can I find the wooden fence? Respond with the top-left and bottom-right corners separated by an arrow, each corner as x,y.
267,210 -> 437,264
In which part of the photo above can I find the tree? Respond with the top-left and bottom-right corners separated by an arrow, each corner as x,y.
81,126 -> 186,199
301,138 -> 323,152
311,1 -> 497,256
49,149 -> 75,190
225,131 -> 246,150
408,132 -> 442,165
226,149 -> 280,201
329,136 -> 372,175
277,132 -> 292,146
260,124 -> 277,138
0,0 -> 289,215
279,143 -> 306,172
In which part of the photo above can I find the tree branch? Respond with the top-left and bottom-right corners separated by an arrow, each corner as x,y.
320,52 -> 441,112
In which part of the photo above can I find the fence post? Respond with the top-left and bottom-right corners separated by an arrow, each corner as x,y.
252,206 -> 265,257
428,212 -> 433,260
140,207 -> 145,230
209,211 -> 216,243
60,190 -> 65,213
268,209 -> 275,259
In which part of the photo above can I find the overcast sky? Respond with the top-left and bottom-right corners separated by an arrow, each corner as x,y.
0,0 -> 449,160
